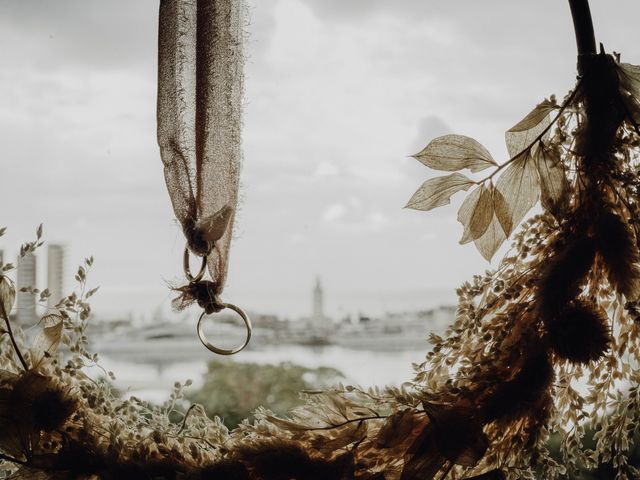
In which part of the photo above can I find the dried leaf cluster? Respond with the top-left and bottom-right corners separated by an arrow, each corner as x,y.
406,94 -> 568,261
3,51 -> 640,479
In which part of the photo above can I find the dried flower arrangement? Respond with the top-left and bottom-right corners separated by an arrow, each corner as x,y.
3,1 -> 640,479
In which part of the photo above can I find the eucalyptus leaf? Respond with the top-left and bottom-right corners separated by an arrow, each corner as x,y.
413,135 -> 497,173
405,173 -> 475,211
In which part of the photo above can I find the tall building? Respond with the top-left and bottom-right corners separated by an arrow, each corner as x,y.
313,276 -> 324,319
47,244 -> 65,309
16,252 -> 37,326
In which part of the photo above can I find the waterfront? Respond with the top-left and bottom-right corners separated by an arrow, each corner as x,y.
89,304 -> 454,403
94,344 -> 430,404
85,282 -> 455,403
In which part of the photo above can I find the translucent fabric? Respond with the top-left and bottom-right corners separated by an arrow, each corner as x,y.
157,0 -> 243,295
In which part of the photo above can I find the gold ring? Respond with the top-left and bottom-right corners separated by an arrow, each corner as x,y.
183,245 -> 207,283
197,303 -> 252,355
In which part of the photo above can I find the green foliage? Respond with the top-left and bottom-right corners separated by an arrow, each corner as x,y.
188,360 -> 343,429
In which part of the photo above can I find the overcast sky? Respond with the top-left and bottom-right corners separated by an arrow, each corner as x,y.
1,1 -> 639,320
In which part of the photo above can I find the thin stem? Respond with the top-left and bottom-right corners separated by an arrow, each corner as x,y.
0,297 -> 28,371
174,404 -> 198,437
476,84 -> 582,185
305,414 -> 387,431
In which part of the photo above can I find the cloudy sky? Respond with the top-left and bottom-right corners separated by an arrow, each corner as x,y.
1,0 -> 639,320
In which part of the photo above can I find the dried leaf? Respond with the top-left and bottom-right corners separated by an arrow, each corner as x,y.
325,393 -> 349,419
535,144 -> 568,217
401,451 -> 443,480
474,215 -> 507,262
505,103 -> 552,158
196,204 -> 234,243
85,286 -> 100,299
495,154 -> 540,237
267,415 -> 320,432
458,185 -> 493,244
618,63 -> 640,126
30,314 -> 63,368
508,98 -> 557,133
413,135 -> 497,173
0,276 -> 15,319
491,188 -> 512,238
377,410 -> 419,449
617,62 -> 640,99
621,91 -> 640,126
405,173 -> 474,211
311,420 -> 368,452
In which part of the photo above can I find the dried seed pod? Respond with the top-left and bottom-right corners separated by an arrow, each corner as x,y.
545,299 -> 611,364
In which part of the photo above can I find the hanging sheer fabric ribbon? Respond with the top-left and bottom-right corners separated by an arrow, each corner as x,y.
157,0 -> 251,354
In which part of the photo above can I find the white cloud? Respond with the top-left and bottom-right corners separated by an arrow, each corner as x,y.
314,161 -> 339,177
367,212 -> 389,231
347,195 -> 362,209
289,232 -> 306,244
322,203 -> 347,222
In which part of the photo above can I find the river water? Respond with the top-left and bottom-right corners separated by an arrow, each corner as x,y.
95,344 -> 429,404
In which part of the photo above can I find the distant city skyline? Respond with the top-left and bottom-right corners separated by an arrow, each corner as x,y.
11,245 -> 66,324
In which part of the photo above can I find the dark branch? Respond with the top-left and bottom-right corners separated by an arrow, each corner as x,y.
568,0 -> 596,74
